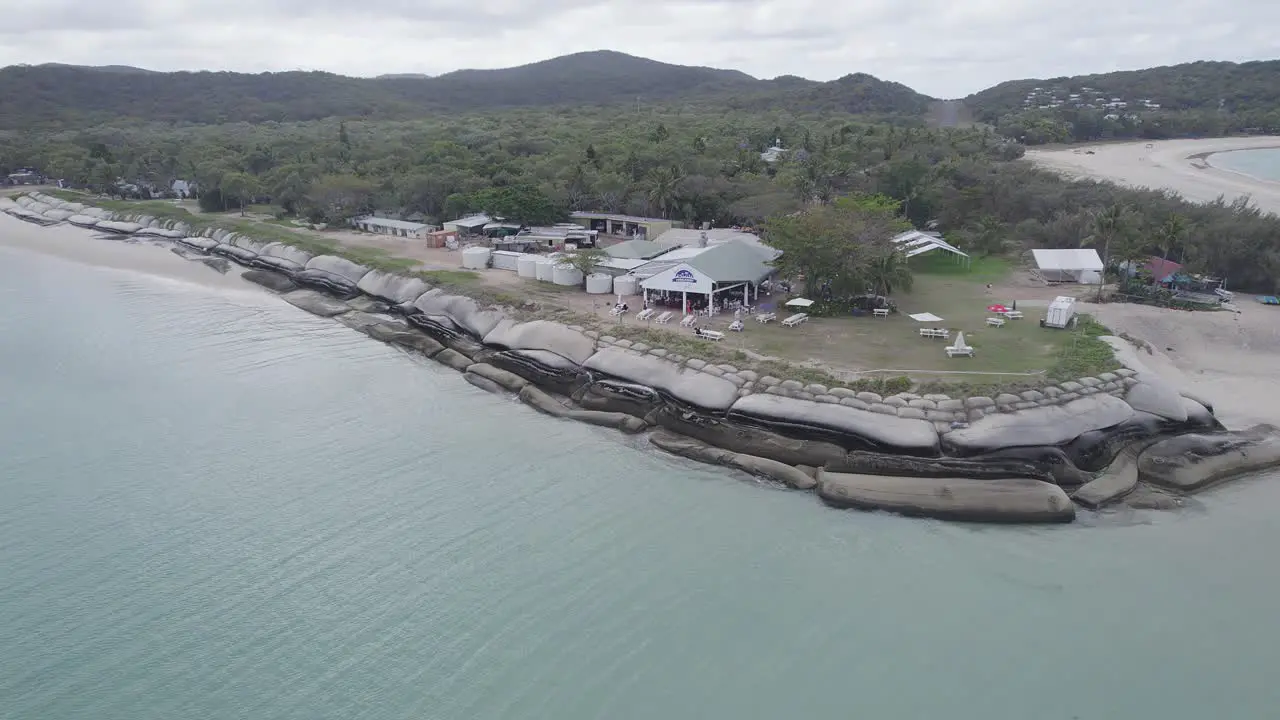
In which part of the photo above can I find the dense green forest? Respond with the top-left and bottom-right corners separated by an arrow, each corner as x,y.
0,52 -> 931,129
4,99 -> 1279,292
967,60 -> 1280,144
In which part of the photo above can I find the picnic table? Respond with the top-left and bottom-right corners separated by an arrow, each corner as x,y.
756,312 -> 777,323
872,308 -> 890,318
985,317 -> 1006,327
782,313 -> 809,327
1001,310 -> 1024,319
919,327 -> 950,339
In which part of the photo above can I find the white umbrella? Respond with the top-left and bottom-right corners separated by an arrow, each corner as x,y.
953,331 -> 966,348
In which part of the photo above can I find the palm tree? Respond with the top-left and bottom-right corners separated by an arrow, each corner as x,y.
1155,213 -> 1190,277
1082,203 -> 1133,301
865,251 -> 914,297
645,166 -> 684,219
965,215 -> 1007,257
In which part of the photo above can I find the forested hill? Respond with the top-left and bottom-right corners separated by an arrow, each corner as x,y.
0,51 -> 933,129
966,59 -> 1280,121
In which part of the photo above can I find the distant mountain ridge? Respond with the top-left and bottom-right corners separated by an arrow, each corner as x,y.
0,50 -> 934,128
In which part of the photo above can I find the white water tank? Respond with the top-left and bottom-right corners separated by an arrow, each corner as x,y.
552,262 -> 584,287
585,273 -> 613,294
460,247 -> 491,269
613,275 -> 639,296
516,254 -> 539,278
491,250 -> 522,271
535,256 -> 556,281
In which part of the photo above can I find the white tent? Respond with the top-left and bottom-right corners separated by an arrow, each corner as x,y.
1031,249 -> 1103,284
891,230 -> 969,266
785,298 -> 815,308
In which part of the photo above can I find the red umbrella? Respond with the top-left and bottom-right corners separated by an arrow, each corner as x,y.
987,304 -> 1009,314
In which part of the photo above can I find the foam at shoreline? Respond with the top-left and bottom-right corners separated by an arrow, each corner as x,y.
7,191 -> 1277,524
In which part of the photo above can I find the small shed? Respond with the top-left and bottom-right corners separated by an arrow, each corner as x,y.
443,214 -> 492,234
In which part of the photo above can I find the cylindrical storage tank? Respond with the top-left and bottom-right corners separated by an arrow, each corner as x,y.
516,254 -> 539,278
535,257 -> 556,282
460,247 -> 491,269
613,275 -> 639,296
552,262 -> 584,287
585,273 -> 613,294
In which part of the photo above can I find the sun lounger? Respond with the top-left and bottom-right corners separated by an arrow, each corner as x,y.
782,313 -> 808,327
680,314 -> 697,327
918,328 -> 950,339
636,308 -> 655,320
756,312 -> 776,323
728,320 -> 744,332
985,317 -> 1006,327
694,329 -> 725,341
654,311 -> 673,324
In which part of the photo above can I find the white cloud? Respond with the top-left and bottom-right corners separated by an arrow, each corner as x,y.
0,0 -> 1277,96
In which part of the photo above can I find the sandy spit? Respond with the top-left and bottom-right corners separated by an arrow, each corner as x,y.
1026,136 -> 1280,214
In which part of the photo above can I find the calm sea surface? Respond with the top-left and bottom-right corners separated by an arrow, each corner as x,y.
1211,147 -> 1280,182
2,229 -> 1280,719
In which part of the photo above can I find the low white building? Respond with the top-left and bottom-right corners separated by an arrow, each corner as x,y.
353,216 -> 431,239
1031,248 -> 1104,284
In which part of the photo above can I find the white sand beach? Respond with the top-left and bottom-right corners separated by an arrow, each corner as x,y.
1027,136 -> 1280,214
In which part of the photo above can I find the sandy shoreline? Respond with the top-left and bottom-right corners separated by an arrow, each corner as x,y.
0,212 -> 263,296
1027,136 -> 1280,214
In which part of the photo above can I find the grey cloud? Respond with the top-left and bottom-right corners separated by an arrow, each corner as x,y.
0,0 -> 1275,96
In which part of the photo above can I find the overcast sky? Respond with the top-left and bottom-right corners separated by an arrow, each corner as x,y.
2,0 -> 1277,97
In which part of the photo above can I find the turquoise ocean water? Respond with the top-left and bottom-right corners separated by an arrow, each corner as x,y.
2,231 -> 1279,719
1210,147 -> 1280,182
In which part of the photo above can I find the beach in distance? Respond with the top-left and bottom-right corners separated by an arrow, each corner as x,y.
1027,136 -> 1280,214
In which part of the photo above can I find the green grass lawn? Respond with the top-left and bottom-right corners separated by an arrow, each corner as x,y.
676,266 -> 1117,388
908,252 -> 1012,283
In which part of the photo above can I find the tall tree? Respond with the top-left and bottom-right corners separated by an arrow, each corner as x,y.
763,194 -> 911,301
645,166 -> 684,219
1082,203 -> 1136,301
219,171 -> 258,216
1155,212 -> 1190,271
